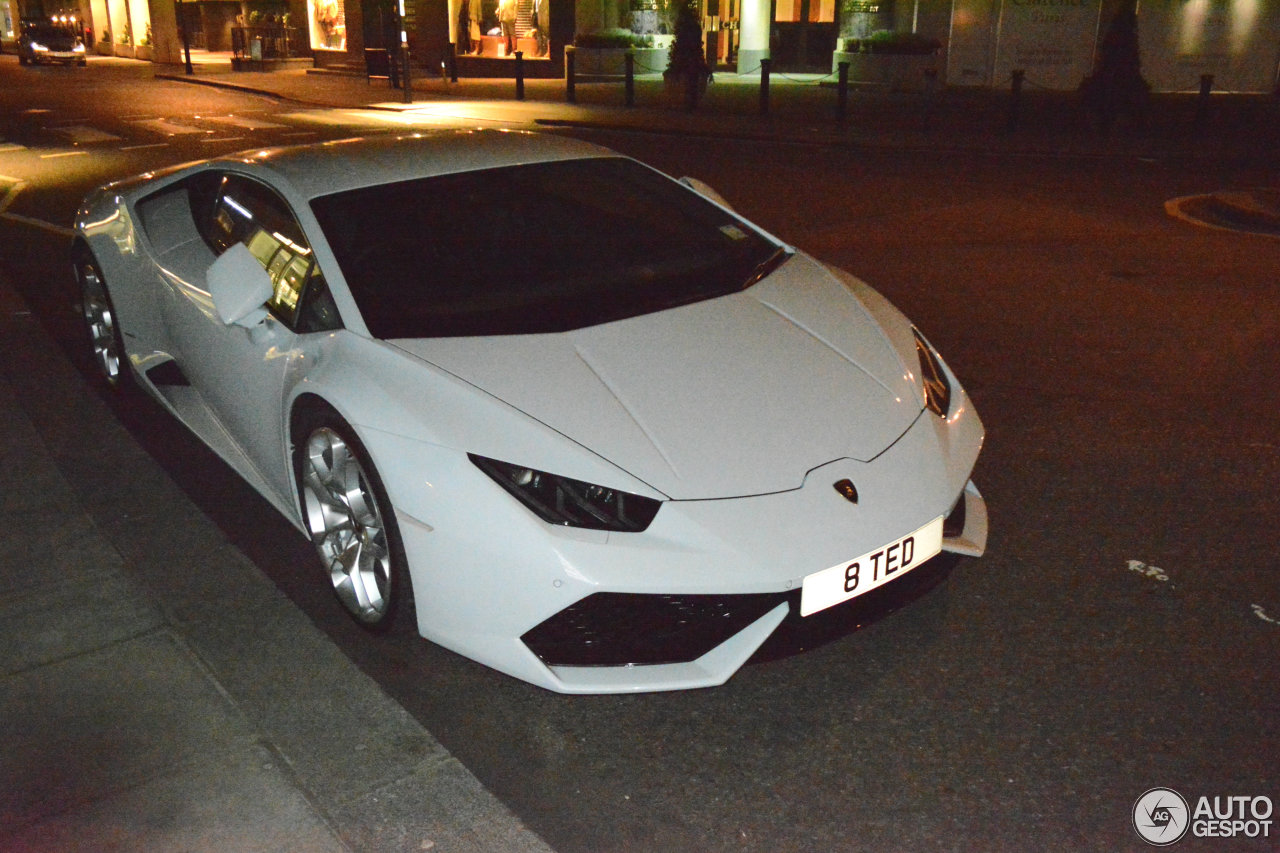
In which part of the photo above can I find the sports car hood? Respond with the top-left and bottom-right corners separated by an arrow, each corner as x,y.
389,254 -> 923,499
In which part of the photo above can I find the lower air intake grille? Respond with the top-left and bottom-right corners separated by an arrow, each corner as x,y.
522,592 -> 788,667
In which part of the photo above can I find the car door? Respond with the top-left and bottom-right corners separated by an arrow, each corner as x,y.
164,171 -> 342,509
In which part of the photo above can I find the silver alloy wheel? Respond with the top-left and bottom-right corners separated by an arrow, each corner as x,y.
79,259 -> 122,385
300,426 -> 394,625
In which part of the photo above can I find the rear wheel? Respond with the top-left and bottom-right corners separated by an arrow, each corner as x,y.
76,248 -> 129,389
294,409 -> 414,633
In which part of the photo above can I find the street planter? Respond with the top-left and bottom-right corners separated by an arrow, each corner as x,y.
573,46 -> 670,76
833,50 -> 937,91
833,32 -> 940,92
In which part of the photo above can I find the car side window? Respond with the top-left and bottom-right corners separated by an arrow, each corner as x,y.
200,173 -> 341,333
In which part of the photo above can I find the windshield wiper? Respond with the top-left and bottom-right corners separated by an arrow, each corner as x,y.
744,246 -> 791,289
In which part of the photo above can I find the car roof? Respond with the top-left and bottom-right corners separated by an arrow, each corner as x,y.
215,130 -> 618,201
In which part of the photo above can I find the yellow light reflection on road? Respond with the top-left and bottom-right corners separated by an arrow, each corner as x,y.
278,101 -> 524,131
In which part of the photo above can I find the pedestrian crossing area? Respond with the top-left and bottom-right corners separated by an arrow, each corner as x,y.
0,103 -> 493,160
0,110 -> 322,156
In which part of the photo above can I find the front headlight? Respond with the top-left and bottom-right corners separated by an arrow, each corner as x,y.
913,328 -> 952,418
469,454 -> 661,532
73,42 -> 85,53
31,42 -> 49,52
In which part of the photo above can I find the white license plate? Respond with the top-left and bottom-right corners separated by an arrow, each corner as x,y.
799,516 -> 944,617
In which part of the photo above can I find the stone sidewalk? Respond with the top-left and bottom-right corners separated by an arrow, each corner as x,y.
0,277 -> 553,851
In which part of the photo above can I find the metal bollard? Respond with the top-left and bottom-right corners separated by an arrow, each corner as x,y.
1006,69 -> 1024,133
515,51 -> 525,100
837,61 -> 849,123
566,45 -> 576,104
625,51 -> 635,107
401,44 -> 412,104
922,67 -> 938,132
1195,73 -> 1213,132
760,57 -> 771,117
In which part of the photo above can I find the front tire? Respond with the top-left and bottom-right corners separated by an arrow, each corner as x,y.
76,247 -> 129,389
294,409 -> 413,633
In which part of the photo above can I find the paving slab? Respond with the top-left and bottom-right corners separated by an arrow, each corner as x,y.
0,742 -> 348,853
0,630 -> 258,829
0,270 -> 553,850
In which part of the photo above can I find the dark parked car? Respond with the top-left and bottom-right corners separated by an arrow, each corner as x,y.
18,24 -> 87,66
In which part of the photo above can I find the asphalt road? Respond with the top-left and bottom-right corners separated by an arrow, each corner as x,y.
3,60 -> 1278,851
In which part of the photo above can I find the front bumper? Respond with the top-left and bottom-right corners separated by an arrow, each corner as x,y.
518,481 -> 985,692
30,49 -> 84,63
372,390 -> 987,693
522,482 -> 986,669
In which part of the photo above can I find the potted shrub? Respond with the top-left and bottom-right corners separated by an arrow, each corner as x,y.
134,23 -> 153,60
663,0 -> 710,108
848,31 -> 940,55
114,23 -> 134,58
832,30 -> 940,91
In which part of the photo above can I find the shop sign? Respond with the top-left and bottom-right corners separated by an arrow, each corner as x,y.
992,0 -> 1102,90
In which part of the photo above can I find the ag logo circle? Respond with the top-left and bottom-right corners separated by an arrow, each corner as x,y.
1133,787 -> 1190,846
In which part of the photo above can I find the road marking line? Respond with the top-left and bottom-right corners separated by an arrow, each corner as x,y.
0,175 -> 24,215
1252,605 -> 1278,625
201,114 -> 289,130
40,151 -> 89,159
130,118 -> 208,136
0,210 -> 75,237
0,176 -> 73,236
51,125 -> 122,144
120,143 -> 171,151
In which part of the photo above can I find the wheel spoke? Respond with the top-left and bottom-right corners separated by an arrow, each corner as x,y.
330,537 -> 390,617
80,264 -> 121,382
300,425 -> 394,624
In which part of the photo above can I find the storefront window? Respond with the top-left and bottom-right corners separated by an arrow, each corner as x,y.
453,0 -> 549,58
310,0 -> 346,49
774,0 -> 834,24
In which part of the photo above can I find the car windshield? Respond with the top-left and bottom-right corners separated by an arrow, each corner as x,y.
29,25 -> 75,39
309,157 -> 784,338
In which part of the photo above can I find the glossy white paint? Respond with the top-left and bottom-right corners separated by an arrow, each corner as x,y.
207,244 -> 273,327
74,131 -> 988,693
390,253 -> 922,500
